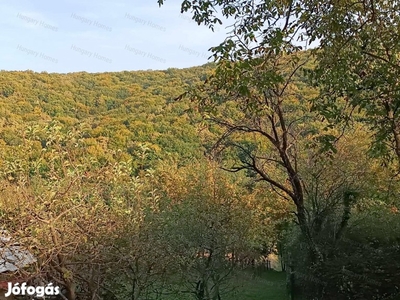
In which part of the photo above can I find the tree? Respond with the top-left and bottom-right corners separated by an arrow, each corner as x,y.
281,125 -> 392,299
178,48 -> 323,261
0,121 -> 161,300
157,0 -> 400,163
155,0 -> 317,257
158,1 -> 400,298
153,160 -> 278,300
310,0 -> 400,168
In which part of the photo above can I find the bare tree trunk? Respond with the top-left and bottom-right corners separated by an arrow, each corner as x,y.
49,226 -> 76,300
384,101 -> 400,168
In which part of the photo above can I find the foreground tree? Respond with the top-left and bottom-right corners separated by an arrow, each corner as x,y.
155,161 -> 255,300
0,121 -> 158,300
158,0 -> 400,299
154,0 -> 324,257
158,0 -> 400,165
179,48 -> 324,260
149,160 -> 287,299
311,0 -> 400,168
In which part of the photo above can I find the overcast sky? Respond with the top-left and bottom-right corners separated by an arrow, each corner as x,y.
0,0 -> 229,73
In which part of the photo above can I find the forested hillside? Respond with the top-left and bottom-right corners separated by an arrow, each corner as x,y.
0,65 -> 215,167
0,64 -> 291,300
0,51 -> 399,300
2,0 -> 400,299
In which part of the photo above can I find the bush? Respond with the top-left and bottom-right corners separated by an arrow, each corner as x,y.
284,205 -> 400,300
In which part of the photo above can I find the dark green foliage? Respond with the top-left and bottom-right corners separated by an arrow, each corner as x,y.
284,203 -> 400,300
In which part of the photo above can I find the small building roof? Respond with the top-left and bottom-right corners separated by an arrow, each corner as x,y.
0,230 -> 36,273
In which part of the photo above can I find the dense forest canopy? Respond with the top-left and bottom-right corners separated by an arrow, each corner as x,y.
0,66 -> 215,167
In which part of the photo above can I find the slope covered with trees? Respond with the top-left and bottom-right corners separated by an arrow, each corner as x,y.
0,66 -> 214,168
0,65 -> 291,300
0,42 -> 400,300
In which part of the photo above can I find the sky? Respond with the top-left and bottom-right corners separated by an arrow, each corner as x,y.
0,0 -> 229,73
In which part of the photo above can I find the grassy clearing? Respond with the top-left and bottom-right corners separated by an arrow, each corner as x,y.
161,270 -> 288,300
233,270 -> 288,300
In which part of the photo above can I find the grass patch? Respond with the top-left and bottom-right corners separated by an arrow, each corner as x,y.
160,269 -> 288,300
233,270 -> 288,300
